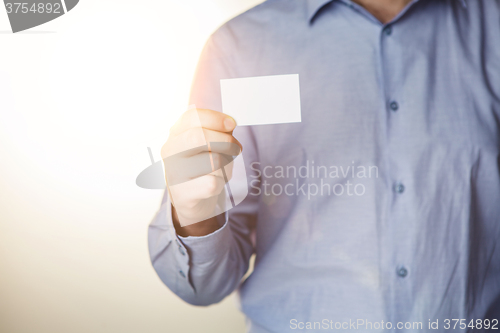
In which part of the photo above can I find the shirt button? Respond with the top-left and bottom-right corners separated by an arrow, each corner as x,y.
389,101 -> 399,111
397,266 -> 408,278
383,25 -> 392,36
394,182 -> 405,194
179,270 -> 186,278
175,239 -> 186,255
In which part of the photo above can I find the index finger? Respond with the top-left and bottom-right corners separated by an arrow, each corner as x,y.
170,108 -> 236,136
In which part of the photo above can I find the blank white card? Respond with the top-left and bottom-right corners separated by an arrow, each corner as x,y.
220,74 -> 302,126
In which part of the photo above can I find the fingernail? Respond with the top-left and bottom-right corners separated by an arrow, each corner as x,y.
224,117 -> 236,130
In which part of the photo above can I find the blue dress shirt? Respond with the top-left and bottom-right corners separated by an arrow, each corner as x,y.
148,0 -> 500,332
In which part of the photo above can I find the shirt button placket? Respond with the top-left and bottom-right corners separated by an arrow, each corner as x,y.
381,20 -> 411,321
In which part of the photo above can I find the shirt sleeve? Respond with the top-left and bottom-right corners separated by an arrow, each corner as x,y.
147,24 -> 260,306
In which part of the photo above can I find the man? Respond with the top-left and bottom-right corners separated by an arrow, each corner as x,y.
148,0 -> 500,332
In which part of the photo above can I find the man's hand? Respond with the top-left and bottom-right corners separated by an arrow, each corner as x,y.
161,108 -> 241,236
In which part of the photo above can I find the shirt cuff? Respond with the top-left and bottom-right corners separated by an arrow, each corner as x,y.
157,192 -> 231,265
178,211 -> 231,264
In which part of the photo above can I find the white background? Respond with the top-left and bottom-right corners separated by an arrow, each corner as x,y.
0,0 -> 263,332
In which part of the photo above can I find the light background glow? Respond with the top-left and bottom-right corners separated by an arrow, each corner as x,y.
0,1 -> 263,332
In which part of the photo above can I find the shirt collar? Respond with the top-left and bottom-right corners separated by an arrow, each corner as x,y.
307,0 -> 467,23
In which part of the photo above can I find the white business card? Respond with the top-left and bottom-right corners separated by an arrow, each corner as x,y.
220,74 -> 302,126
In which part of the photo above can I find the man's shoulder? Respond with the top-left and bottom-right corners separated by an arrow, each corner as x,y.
209,0 -> 306,50
227,0 -> 305,26
450,0 -> 500,36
